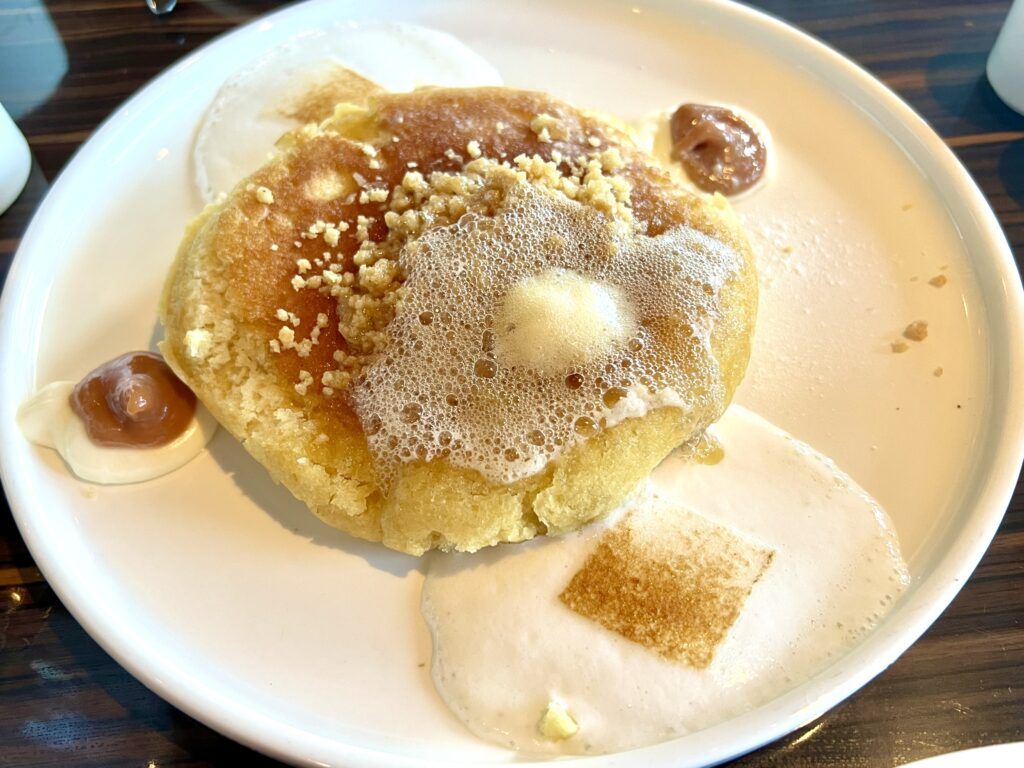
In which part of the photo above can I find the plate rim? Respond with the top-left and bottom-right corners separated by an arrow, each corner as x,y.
1,0 -> 1022,766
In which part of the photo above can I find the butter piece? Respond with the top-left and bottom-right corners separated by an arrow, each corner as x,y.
495,268 -> 635,375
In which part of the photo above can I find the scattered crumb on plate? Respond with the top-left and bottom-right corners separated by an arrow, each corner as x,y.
903,320 -> 928,341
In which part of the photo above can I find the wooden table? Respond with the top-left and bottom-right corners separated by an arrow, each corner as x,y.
1,1 -> 1021,765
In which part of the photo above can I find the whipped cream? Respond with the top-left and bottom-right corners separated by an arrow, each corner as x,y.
194,21 -> 503,202
421,406 -> 908,755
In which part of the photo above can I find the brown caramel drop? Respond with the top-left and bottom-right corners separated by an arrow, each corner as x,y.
670,103 -> 766,196
70,351 -> 196,448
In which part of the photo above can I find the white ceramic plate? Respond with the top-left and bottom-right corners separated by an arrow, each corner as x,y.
1,1 -> 1022,766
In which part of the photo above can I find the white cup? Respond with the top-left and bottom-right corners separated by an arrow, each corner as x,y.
0,103 -> 31,215
987,0 -> 1024,115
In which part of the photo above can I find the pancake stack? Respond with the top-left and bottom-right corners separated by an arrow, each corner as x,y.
160,87 -> 757,555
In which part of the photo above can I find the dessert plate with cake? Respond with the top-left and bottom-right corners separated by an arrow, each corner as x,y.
1,0 -> 1021,766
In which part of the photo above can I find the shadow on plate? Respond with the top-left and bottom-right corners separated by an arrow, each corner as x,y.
924,55 -> 1024,134
998,139 -> 1024,210
147,322 -> 422,577
204,430 -> 424,578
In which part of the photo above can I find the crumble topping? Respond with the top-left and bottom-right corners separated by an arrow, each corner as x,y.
294,369 -> 314,396
272,139 -> 639,399
530,113 -> 568,144
255,185 -> 275,204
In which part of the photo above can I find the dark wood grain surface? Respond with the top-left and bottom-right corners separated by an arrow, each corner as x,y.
1,1 -> 1022,766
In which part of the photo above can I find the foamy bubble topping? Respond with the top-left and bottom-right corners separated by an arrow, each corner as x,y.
351,181 -> 742,486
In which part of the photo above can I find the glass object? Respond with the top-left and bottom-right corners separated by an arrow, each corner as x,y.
987,0 -> 1024,114
0,102 -> 32,214
145,0 -> 178,15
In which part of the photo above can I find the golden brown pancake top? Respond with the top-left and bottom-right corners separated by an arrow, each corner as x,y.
214,88 -> 744,445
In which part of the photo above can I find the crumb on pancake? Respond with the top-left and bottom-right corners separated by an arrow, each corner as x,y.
282,151 -> 637,399
184,328 -> 213,359
530,113 -> 567,143
560,500 -> 773,667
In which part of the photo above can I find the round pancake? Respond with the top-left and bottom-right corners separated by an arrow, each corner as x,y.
160,87 -> 757,555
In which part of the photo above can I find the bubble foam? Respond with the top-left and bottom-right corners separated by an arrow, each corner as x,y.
351,181 -> 742,486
